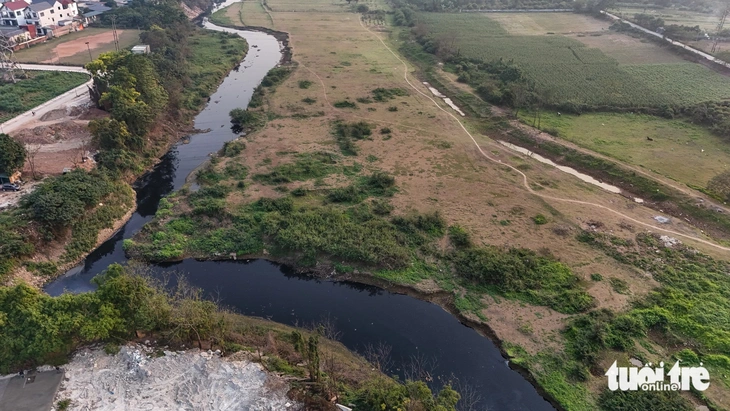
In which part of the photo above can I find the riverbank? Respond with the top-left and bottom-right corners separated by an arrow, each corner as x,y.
1,28 -> 250,287
122,2 -> 730,409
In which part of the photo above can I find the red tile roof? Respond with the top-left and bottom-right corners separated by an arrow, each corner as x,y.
3,1 -> 29,11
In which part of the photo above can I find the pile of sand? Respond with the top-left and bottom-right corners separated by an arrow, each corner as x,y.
55,344 -> 299,410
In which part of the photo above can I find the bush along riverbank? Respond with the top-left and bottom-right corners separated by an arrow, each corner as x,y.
0,1 -> 248,285
125,54 -> 729,409
0,263 -> 461,410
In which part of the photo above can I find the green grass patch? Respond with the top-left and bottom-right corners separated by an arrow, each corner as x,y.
184,30 -> 248,111
253,152 -> 339,184
0,71 -> 89,122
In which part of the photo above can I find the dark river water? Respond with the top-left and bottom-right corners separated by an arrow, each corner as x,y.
45,12 -> 554,411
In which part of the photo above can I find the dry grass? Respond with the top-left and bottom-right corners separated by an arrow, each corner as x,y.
214,5 -> 730,407
572,32 -> 686,64
267,0 -> 351,12
488,12 -> 610,35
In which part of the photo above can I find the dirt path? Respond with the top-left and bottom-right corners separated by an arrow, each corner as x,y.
356,19 -> 730,253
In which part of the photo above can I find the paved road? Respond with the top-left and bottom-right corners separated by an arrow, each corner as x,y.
18,63 -> 89,73
601,11 -> 730,70
1,63 -> 91,135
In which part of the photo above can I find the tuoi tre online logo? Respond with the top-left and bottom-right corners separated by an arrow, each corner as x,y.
605,360 -> 710,392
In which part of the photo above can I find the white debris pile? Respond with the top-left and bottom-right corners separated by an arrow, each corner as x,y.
653,216 -> 671,224
56,345 -> 297,410
659,235 -> 681,248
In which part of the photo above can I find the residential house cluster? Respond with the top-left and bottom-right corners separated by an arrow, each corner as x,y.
0,0 -> 80,44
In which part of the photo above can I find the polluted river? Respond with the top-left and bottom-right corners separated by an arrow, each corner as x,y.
45,12 -> 555,411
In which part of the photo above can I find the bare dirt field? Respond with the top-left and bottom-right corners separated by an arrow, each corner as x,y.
55,344 -> 297,410
15,28 -> 141,65
11,105 -> 104,178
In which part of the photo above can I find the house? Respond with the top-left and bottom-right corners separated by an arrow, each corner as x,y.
26,0 -> 78,35
79,2 -> 108,24
26,1 -> 55,33
0,1 -> 30,26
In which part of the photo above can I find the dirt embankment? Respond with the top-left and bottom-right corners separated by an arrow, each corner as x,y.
55,344 -> 298,410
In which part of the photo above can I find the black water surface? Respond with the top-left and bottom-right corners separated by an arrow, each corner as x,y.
45,15 -> 555,410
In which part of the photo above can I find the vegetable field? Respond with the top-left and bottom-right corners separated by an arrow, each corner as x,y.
416,13 -> 730,108
623,63 -> 730,104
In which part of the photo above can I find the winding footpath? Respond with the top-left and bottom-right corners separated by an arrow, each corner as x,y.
355,19 -> 730,253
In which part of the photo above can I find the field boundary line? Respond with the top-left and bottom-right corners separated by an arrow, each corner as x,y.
357,18 -> 730,253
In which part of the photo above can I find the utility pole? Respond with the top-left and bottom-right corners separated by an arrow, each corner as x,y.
85,41 -> 92,61
111,14 -> 119,52
712,7 -> 729,54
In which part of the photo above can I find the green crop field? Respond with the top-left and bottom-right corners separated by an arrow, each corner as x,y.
417,13 -> 730,108
623,63 -> 730,104
0,71 -> 89,123
519,111 -> 730,188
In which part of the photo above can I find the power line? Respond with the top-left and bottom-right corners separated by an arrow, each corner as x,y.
0,35 -> 26,84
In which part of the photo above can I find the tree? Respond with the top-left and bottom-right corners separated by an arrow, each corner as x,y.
0,134 -> 26,175
89,118 -> 137,151
708,170 -> 730,202
26,144 -> 42,180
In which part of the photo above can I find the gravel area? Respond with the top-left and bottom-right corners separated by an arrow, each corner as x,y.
54,345 -> 299,411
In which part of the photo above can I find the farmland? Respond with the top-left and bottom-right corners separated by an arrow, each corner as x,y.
415,12 -> 730,108
0,71 -> 89,123
607,6 -> 721,32
519,111 -> 730,188
210,0 -> 274,28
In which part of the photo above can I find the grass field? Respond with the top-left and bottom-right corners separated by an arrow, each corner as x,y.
520,111 -> 730,188
267,0 -> 350,12
184,30 -> 248,110
487,12 -> 609,35
607,7 -> 721,32
211,0 -> 274,28
417,12 -> 730,107
0,71 -> 89,123
15,28 -> 141,65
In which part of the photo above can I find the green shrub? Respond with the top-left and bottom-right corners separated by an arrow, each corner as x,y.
57,399 -> 72,411
532,214 -> 548,225
253,152 -> 338,184
302,97 -> 317,104
298,80 -> 313,89
229,108 -> 264,131
333,100 -> 357,109
448,225 -> 471,248
453,247 -> 593,314
222,140 -> 246,157
597,388 -> 692,411
371,199 -> 393,215
372,87 -> 408,102
22,169 -> 114,233
590,273 -> 603,281
609,277 -> 630,294
388,106 -> 398,112
357,97 -> 373,104
23,261 -> 58,277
